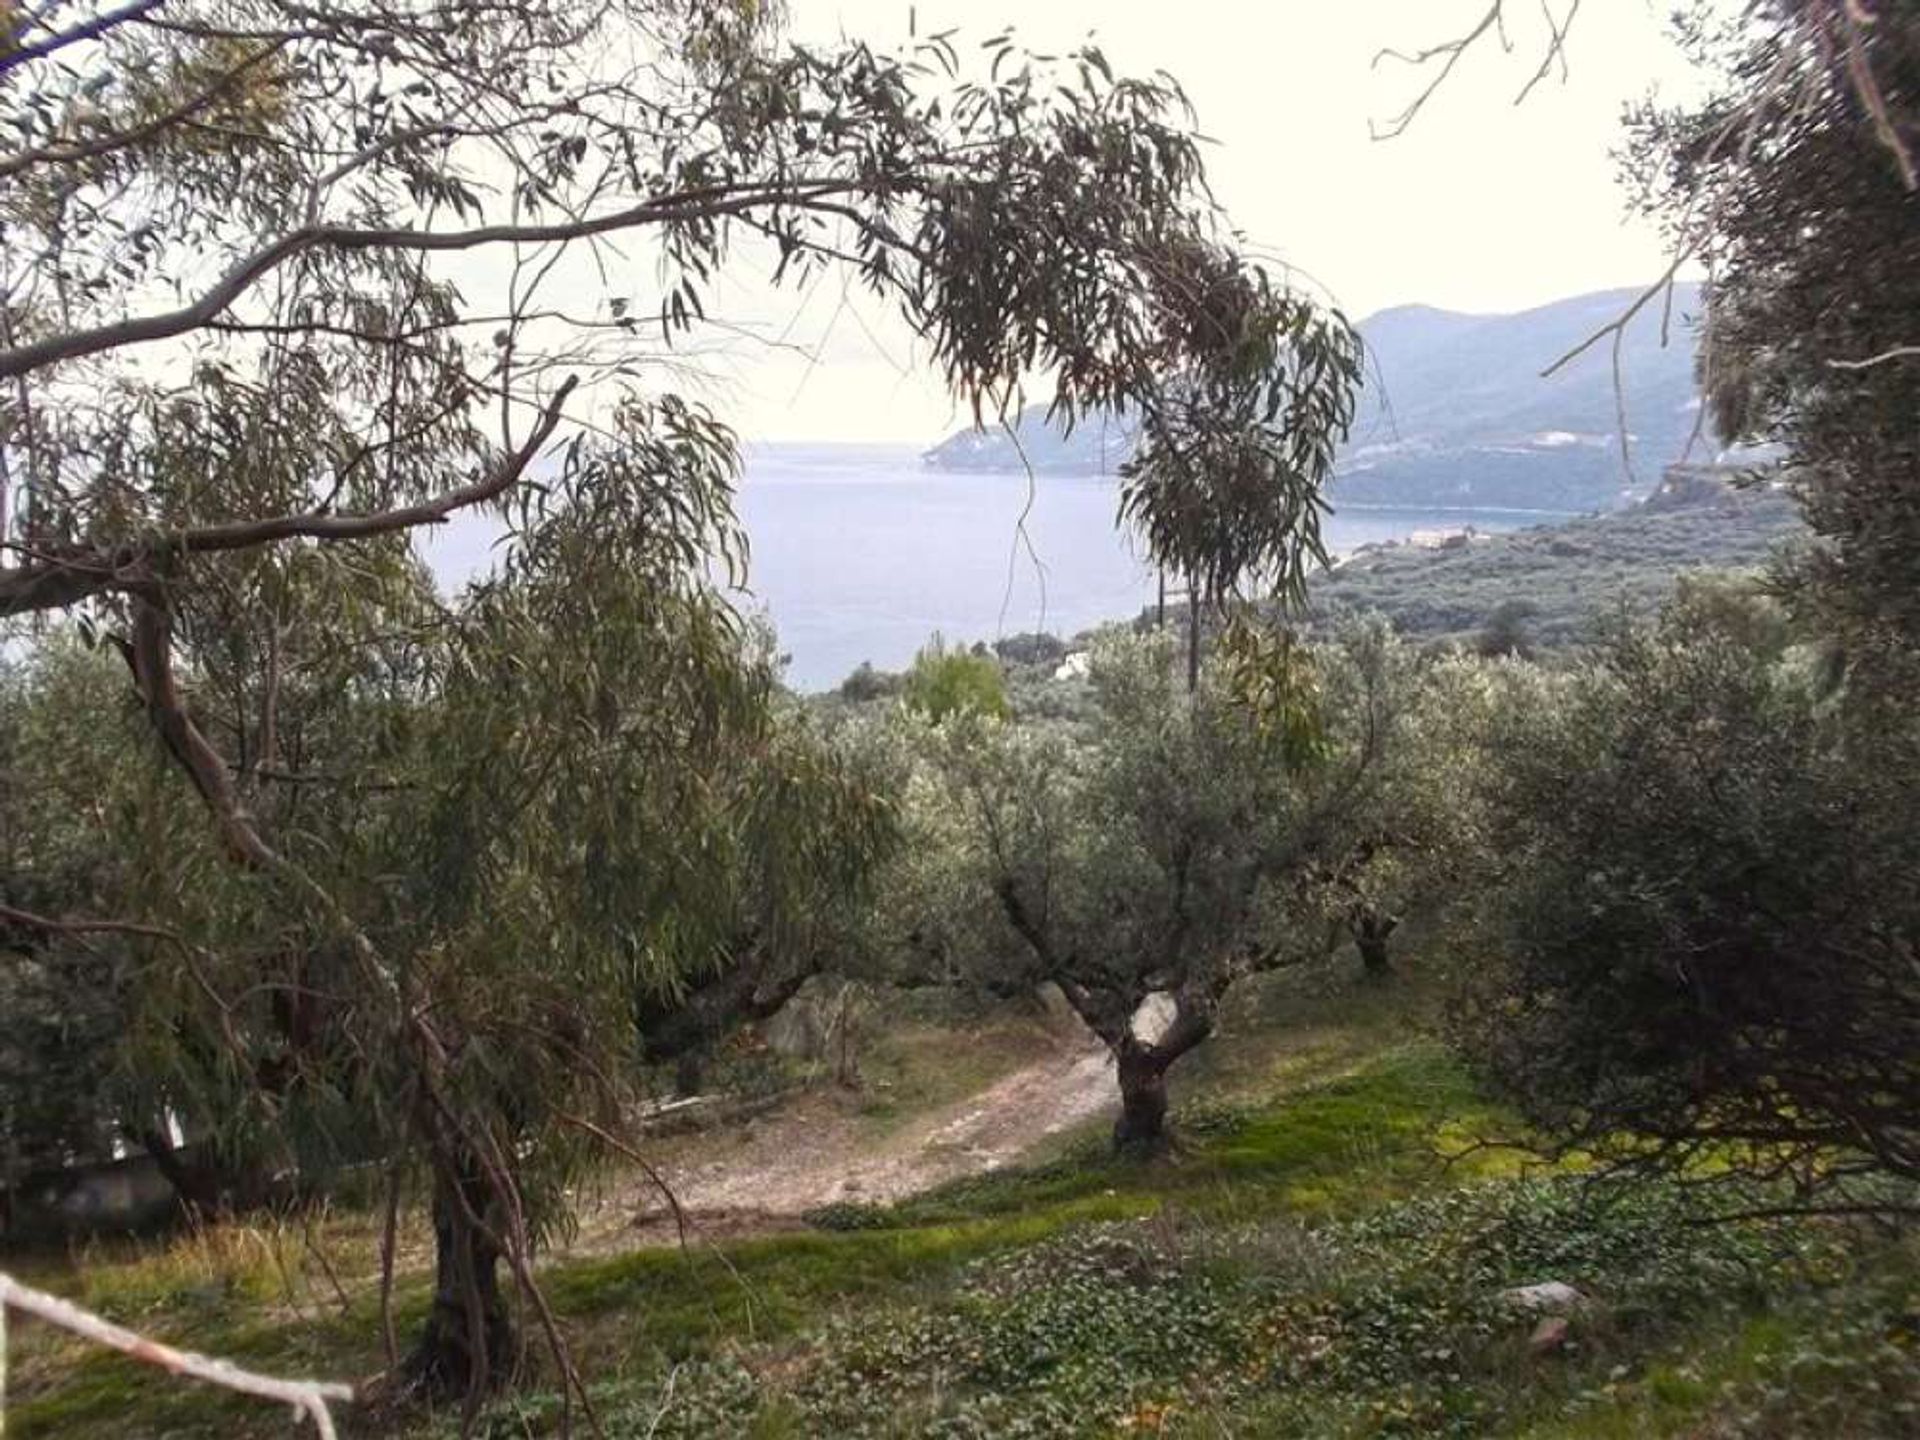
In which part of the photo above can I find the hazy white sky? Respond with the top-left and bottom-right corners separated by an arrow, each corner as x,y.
690,1 -> 1700,443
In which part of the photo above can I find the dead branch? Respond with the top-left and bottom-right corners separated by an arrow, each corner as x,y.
1372,1 -> 1586,141
0,1271 -> 351,1437
1541,254 -> 1691,380
1827,344 -> 1920,369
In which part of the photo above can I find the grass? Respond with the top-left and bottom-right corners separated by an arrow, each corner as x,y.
6,968 -> 1915,1438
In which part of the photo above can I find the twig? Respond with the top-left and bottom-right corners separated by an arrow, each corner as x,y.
1827,344 -> 1920,370
643,1363 -> 682,1440
1372,2 -> 1508,141
0,901 -> 187,945
1541,255 -> 1689,379
0,1272 -> 351,1438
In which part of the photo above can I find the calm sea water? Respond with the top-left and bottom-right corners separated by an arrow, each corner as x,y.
423,442 -> 1562,692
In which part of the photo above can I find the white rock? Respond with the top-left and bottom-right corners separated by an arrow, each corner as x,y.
1501,1281 -> 1587,1314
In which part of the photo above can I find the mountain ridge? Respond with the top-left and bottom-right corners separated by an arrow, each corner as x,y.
921,284 -> 1710,512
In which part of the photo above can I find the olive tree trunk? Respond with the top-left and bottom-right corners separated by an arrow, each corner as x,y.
1113,1039 -> 1173,1155
1352,912 -> 1399,981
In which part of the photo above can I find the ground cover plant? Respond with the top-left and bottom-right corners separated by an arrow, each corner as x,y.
7,974 -> 1917,1439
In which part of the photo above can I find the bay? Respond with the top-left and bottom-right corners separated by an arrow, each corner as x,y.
422,442 -> 1569,692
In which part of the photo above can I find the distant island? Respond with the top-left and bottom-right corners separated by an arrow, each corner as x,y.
923,285 -> 1713,514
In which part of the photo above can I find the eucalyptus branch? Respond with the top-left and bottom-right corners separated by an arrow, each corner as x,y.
0,376 -> 575,617
0,182 -> 871,379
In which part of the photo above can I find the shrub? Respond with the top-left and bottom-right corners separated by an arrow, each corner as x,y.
902,636 -> 1010,722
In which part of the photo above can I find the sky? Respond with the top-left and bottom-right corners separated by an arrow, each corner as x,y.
695,0 -> 1703,444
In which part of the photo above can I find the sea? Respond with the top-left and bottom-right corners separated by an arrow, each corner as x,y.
421,442 -> 1566,693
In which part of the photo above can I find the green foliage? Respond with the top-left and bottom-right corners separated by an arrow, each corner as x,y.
901,637 -> 1009,723
838,661 -> 902,704
456,1171 -> 1912,1440
1455,585 -> 1920,1203
11,995 -> 1919,1440
1308,486 -> 1805,652
0,642 -> 154,1177
880,621 -> 1460,1149
991,632 -> 1069,670
5,0 -> 1367,1384
1632,2 -> 1920,644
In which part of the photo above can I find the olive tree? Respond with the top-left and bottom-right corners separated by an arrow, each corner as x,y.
1628,0 -> 1920,646
910,626 -> 1408,1154
1455,587 -> 1920,1213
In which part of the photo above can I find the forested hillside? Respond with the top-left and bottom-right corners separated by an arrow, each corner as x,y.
924,285 -> 1708,511
1310,481 -> 1804,648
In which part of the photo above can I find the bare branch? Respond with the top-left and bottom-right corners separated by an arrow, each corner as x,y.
1371,2 -> 1508,141
0,1272 -> 352,1438
1513,0 -> 1583,106
1827,344 -> 1920,370
1540,254 -> 1690,379
0,900 -> 188,945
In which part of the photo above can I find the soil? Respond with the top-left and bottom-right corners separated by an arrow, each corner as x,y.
566,1033 -> 1115,1254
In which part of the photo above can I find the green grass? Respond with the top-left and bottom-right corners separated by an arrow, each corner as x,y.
7,974 -> 1915,1439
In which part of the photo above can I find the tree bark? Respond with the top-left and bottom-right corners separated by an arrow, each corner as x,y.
672,1050 -> 705,1099
403,1164 -> 511,1397
139,1128 -> 226,1219
1113,1039 -> 1172,1156
1185,574 -> 1202,693
1353,913 -> 1398,981
636,948 -> 815,1092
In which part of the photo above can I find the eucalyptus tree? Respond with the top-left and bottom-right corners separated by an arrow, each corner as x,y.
632,694 -> 898,1097
1,0 -> 1361,1409
0,642 -> 156,1194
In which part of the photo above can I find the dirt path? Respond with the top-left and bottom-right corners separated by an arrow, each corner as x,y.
570,1036 -> 1115,1252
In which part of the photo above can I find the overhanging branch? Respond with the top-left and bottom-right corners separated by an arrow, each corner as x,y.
0,375 -> 575,617
0,180 -> 873,379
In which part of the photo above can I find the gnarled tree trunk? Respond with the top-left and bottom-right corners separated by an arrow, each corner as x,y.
1085,986 -> 1218,1158
404,1163 -> 510,1397
1352,911 -> 1398,981
636,948 -> 816,1097
1113,1039 -> 1173,1155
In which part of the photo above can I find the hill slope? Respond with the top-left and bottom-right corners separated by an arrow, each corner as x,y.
1309,479 -> 1804,648
924,285 -> 1709,512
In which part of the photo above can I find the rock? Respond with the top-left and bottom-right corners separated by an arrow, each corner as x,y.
765,976 -> 868,1061
1501,1281 -> 1587,1314
1529,1316 -> 1572,1356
